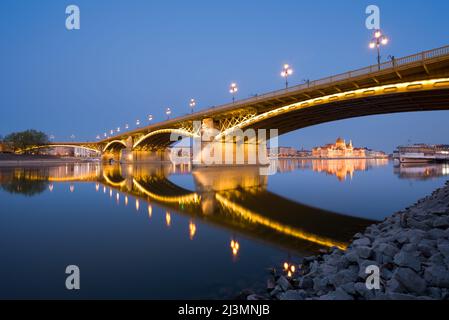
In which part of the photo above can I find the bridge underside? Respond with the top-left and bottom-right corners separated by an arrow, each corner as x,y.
243,89 -> 449,136
135,132 -> 184,150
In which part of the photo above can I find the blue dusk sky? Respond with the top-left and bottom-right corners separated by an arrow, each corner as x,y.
0,0 -> 448,152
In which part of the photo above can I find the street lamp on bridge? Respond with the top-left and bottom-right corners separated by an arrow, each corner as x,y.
280,64 -> 293,89
166,107 -> 172,120
148,114 -> 153,122
136,119 -> 141,127
189,98 -> 196,113
117,127 -> 121,133
229,83 -> 238,103
369,29 -> 389,70
125,123 -> 129,130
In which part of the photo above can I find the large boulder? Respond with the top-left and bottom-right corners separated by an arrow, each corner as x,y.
424,265 -> 449,288
392,268 -> 427,295
393,251 -> 422,272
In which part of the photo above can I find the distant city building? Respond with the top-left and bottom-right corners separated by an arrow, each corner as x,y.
0,142 -> 12,153
267,147 -> 311,158
297,149 -> 312,158
39,147 -> 99,158
312,138 -> 387,159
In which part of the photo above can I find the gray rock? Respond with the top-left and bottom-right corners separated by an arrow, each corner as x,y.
374,252 -> 394,265
433,217 -> 449,228
345,251 -> 359,263
279,290 -> 306,300
428,228 -> 447,240
386,278 -> 404,293
407,218 -> 431,231
356,246 -> 373,259
333,287 -> 354,300
325,254 -> 349,270
375,243 -> 399,257
340,282 -> 356,295
319,288 -> 353,300
438,244 -> 449,259
393,268 -> 427,295
354,282 -> 376,299
381,268 -> 394,281
429,253 -> 445,265
406,229 -> 427,244
269,285 -> 283,297
353,237 -> 371,247
402,243 -> 418,252
298,276 -> 314,290
276,276 -> 292,291
428,287 -> 442,299
319,264 -> 338,275
329,269 -> 359,287
247,294 -> 268,300
313,277 -> 330,293
424,265 -> 449,288
418,243 -> 437,258
393,251 -> 422,272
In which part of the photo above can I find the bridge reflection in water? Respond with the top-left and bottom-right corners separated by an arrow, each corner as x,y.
0,162 -> 383,255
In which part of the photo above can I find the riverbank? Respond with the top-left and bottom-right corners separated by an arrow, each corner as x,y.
247,180 -> 449,300
0,154 -> 99,167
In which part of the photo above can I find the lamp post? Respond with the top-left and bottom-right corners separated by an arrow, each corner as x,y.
189,98 -> 196,114
148,114 -> 153,123
166,107 -> 172,120
229,83 -> 238,103
125,124 -> 129,130
117,127 -> 120,133
136,119 -> 140,127
369,29 -> 389,70
280,64 -> 293,89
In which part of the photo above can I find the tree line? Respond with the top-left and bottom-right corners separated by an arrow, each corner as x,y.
0,130 -> 49,152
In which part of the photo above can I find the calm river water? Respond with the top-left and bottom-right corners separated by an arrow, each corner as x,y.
0,159 -> 448,299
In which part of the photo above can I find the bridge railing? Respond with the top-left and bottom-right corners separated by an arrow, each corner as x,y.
225,45 -> 449,107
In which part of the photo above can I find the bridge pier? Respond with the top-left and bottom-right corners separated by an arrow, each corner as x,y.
191,118 -> 271,167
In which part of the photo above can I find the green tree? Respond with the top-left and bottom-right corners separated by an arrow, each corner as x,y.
4,130 -> 49,152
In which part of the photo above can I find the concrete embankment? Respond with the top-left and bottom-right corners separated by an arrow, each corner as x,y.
248,181 -> 449,300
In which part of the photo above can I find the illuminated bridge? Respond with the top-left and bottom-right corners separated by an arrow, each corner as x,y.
30,45 -> 449,163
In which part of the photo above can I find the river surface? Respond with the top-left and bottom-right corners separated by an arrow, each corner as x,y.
0,159 -> 448,299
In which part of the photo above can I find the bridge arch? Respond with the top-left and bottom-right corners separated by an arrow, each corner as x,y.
216,78 -> 449,139
102,140 -> 127,152
133,129 -> 198,149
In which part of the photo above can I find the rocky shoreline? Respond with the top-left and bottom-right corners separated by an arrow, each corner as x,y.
247,181 -> 449,300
